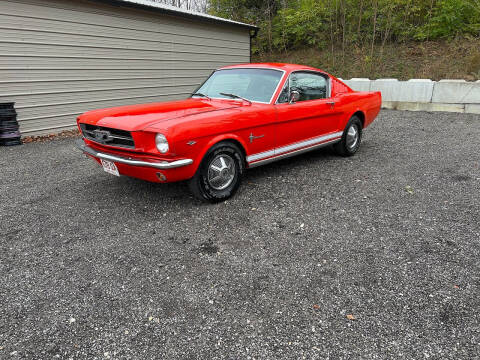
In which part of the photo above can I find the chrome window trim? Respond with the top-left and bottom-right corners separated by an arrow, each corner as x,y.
274,70 -> 332,104
246,131 -> 343,164
192,67 -> 287,105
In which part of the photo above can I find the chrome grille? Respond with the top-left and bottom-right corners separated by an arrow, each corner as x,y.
80,124 -> 134,149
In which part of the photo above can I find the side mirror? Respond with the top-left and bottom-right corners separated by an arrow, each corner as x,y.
289,90 -> 300,104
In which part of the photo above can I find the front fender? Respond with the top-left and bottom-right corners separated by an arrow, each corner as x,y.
194,133 -> 248,170
173,133 -> 249,178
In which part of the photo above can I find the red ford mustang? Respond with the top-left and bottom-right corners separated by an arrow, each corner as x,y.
76,63 -> 381,202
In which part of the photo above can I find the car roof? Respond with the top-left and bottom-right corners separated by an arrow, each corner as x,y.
219,63 -> 328,74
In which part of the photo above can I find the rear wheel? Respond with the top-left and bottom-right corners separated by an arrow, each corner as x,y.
188,142 -> 244,202
334,116 -> 362,156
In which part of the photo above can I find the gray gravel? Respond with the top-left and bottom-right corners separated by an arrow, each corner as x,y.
0,110 -> 479,359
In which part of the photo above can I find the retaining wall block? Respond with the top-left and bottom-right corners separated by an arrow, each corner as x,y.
342,78 -> 371,92
371,79 -> 434,103
465,104 -> 480,114
370,79 -> 398,102
432,80 -> 480,104
382,101 -> 465,113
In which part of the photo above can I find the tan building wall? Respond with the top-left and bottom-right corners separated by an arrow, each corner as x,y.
0,0 -> 252,135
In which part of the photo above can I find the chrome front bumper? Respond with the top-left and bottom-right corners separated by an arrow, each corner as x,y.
75,139 -> 193,170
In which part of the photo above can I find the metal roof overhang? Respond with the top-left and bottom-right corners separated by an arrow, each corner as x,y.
95,0 -> 259,32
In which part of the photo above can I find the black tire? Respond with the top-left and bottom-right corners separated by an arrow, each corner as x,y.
188,141 -> 244,203
334,115 -> 363,157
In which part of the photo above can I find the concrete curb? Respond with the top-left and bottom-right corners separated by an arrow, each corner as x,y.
340,78 -> 480,114
382,101 -> 475,113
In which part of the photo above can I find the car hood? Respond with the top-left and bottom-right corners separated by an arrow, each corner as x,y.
77,98 -> 242,131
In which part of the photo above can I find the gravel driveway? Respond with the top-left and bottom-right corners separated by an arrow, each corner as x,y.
0,110 -> 479,359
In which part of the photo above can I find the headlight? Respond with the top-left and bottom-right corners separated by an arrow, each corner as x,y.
155,133 -> 169,153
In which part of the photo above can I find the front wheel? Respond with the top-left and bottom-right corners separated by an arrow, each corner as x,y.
334,116 -> 362,157
188,142 -> 244,202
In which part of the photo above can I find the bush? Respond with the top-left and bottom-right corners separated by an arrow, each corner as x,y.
415,0 -> 480,39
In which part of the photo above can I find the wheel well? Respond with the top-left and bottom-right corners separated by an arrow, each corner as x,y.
353,111 -> 365,128
217,139 -> 247,163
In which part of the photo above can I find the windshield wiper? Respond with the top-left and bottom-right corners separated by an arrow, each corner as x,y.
219,92 -> 252,105
191,92 -> 211,100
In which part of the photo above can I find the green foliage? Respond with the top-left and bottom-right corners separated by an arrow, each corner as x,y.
273,1 -> 328,48
416,0 -> 480,39
208,0 -> 480,54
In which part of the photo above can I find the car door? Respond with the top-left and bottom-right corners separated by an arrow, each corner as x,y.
203,67 -> 281,163
274,71 -> 342,155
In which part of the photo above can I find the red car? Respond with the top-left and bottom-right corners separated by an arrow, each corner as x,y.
76,63 -> 381,202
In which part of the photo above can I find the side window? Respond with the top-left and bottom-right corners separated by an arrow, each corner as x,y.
276,71 -> 329,104
290,72 -> 328,102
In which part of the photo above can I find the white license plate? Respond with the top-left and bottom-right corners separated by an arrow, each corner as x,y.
101,159 -> 120,176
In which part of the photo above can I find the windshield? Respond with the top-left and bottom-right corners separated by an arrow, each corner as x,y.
193,68 -> 284,103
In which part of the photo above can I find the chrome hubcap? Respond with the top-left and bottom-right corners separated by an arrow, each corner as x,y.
346,124 -> 359,149
207,154 -> 236,190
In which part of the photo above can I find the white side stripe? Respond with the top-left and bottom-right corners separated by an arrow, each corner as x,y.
274,131 -> 343,156
246,149 -> 275,162
246,131 -> 343,163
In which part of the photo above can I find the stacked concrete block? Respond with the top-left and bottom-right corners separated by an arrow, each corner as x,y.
465,104 -> 480,114
370,79 -> 399,102
431,79 -> 480,114
432,80 -> 480,103
339,77 -> 480,114
341,78 -> 371,92
371,79 -> 434,102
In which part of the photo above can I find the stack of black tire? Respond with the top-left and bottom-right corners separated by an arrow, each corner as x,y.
0,102 -> 21,146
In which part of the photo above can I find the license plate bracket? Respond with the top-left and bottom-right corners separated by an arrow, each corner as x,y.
101,159 -> 120,176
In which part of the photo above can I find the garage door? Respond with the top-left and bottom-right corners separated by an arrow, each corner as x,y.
0,0 -> 251,135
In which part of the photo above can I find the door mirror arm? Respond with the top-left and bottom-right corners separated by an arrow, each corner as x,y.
289,90 -> 300,104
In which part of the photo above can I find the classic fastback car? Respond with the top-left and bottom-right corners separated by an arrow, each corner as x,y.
76,63 -> 381,202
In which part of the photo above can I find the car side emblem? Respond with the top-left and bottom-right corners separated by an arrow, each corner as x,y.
187,140 -> 196,146
249,133 -> 264,143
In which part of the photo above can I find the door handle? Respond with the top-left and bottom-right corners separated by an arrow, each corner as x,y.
326,101 -> 336,107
